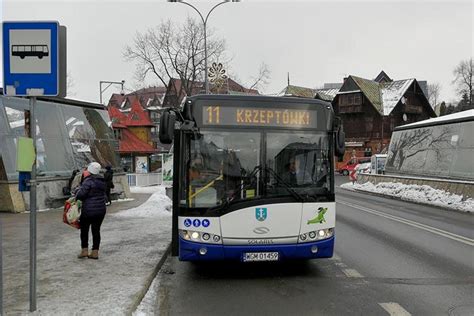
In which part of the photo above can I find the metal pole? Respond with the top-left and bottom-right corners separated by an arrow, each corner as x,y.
204,23 -> 209,94
29,97 -> 37,312
0,215 -> 3,316
99,82 -> 102,104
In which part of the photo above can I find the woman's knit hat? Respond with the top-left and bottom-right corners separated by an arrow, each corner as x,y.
87,162 -> 102,175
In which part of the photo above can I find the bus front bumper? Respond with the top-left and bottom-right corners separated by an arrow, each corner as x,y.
178,236 -> 335,261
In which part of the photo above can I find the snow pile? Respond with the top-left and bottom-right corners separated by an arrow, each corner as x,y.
130,185 -> 167,194
341,181 -> 474,212
116,186 -> 172,217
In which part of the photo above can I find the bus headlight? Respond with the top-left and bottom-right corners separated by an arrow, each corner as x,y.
179,230 -> 222,244
299,228 -> 334,243
191,232 -> 200,240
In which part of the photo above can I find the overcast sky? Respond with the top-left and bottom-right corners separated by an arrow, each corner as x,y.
1,0 -> 473,105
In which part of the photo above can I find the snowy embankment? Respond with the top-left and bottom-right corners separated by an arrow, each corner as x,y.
117,185 -> 172,217
341,181 -> 474,212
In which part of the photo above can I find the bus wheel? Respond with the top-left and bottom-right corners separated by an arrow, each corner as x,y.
342,170 -> 349,176
38,56 -> 43,59
20,56 -> 25,59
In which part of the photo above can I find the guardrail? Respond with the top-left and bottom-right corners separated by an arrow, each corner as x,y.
127,172 -> 163,187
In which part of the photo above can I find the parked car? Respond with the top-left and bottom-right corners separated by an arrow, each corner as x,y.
338,157 -> 371,176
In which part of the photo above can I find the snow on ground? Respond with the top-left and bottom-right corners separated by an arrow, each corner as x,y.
116,186 -> 172,218
341,181 -> 474,212
4,186 -> 172,315
130,185 -> 168,194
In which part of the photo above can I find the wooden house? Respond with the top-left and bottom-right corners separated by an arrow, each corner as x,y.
332,74 -> 436,165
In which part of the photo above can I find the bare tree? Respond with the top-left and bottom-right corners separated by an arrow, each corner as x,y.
247,62 -> 271,91
452,58 -> 473,107
427,82 -> 441,108
66,71 -> 76,97
123,18 -> 226,100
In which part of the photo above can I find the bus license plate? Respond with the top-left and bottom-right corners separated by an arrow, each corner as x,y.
243,252 -> 279,262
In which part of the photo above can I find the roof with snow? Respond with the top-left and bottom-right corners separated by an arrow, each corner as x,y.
314,88 -> 340,102
123,98 -> 155,127
380,79 -> 415,115
107,106 -> 127,128
395,109 -> 474,130
337,75 -> 430,116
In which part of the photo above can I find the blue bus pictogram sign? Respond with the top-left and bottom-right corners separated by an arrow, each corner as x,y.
3,21 -> 65,96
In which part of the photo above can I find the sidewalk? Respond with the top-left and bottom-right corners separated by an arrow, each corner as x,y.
1,186 -> 172,315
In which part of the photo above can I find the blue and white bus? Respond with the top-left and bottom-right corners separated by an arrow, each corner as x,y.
159,95 -> 345,262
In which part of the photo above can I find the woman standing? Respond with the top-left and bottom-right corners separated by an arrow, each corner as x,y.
76,162 -> 106,259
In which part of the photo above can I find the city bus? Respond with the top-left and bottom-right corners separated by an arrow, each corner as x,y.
159,95 -> 345,262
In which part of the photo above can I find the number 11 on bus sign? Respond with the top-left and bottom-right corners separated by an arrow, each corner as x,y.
206,106 -> 220,124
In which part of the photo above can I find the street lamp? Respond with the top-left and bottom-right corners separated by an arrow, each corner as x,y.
169,0 -> 240,94
99,80 -> 125,105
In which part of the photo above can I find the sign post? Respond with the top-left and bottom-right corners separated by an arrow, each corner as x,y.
29,96 -> 37,312
3,21 -> 66,312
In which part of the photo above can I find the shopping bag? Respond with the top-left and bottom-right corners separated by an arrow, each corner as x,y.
63,197 -> 81,229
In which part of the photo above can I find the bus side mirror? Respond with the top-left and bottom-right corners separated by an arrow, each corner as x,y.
159,111 -> 175,144
335,129 -> 345,158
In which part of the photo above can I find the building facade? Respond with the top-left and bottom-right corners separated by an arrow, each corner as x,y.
332,74 -> 436,165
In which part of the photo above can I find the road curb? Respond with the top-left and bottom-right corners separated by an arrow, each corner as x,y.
338,186 -> 471,214
127,242 -> 172,315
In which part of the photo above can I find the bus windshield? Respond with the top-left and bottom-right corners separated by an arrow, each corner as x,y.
182,130 -> 331,208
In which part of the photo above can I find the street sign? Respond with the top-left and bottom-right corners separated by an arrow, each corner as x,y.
2,21 -> 66,96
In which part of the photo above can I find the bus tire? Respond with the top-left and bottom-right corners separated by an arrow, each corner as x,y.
342,170 -> 349,176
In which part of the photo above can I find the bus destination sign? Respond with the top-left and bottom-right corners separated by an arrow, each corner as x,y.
202,105 -> 317,128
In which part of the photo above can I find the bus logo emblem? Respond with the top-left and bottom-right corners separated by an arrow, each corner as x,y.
256,208 -> 267,221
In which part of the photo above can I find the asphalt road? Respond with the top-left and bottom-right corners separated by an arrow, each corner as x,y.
146,176 -> 474,316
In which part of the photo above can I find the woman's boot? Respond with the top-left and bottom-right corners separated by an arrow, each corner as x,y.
78,248 -> 88,259
88,249 -> 99,259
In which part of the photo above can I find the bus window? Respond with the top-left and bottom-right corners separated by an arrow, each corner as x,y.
184,131 -> 261,207
267,132 -> 330,196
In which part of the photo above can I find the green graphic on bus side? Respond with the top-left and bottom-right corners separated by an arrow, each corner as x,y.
307,207 -> 327,224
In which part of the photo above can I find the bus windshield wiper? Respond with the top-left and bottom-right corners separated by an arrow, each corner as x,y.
264,166 -> 304,202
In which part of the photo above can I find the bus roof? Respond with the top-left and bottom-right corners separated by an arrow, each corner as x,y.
187,94 -> 333,108
394,109 -> 474,131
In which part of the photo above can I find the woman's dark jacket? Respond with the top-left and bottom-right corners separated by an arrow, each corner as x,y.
76,175 -> 106,216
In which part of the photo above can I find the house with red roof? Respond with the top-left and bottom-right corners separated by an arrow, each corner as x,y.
108,97 -> 161,173
163,77 -> 259,107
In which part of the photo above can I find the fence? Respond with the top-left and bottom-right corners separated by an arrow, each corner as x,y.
127,172 -> 163,187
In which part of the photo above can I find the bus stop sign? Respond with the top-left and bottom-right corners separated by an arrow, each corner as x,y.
2,21 -> 66,97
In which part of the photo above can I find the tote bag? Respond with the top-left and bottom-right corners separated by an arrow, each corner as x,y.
63,198 -> 81,229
